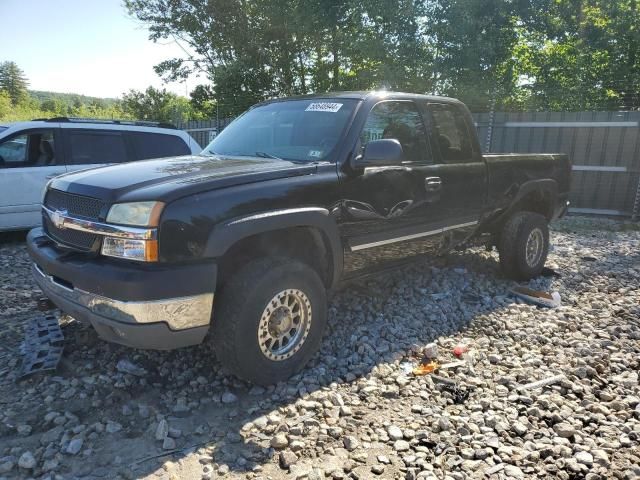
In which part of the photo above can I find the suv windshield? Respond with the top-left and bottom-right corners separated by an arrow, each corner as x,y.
203,98 -> 359,162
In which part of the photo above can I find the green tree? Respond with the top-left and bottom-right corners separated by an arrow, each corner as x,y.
0,61 -> 29,105
121,86 -> 193,123
125,0 -> 433,113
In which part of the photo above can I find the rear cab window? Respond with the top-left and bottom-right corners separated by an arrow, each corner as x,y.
425,103 -> 474,164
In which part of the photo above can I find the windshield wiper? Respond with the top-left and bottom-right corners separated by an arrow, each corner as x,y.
254,151 -> 284,160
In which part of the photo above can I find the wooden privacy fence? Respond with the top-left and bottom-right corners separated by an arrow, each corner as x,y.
473,111 -> 640,218
180,111 -> 640,219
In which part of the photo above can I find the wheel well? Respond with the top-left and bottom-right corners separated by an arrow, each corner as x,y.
485,189 -> 554,239
513,189 -> 554,220
216,227 -> 333,290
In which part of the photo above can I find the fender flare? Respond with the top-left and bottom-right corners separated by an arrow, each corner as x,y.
497,178 -> 558,222
204,207 -> 343,288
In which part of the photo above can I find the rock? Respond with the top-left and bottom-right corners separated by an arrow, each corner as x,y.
155,419 -> 169,440
371,464 -> 385,475
0,458 -> 15,474
162,437 -> 176,450
342,436 -> 359,451
106,421 -> 122,433
42,458 -> 59,471
592,449 -> 609,465
377,455 -> 390,464
553,423 -> 576,438
290,440 -> 305,451
116,358 -> 146,376
221,391 -> 238,404
438,417 -> 451,431
18,451 -> 36,469
394,440 -> 411,452
423,342 -> 438,359
66,438 -> 83,455
279,451 -> 298,469
387,425 -> 403,441
270,433 -> 289,449
503,465 -> 525,478
16,424 -> 32,436
575,451 -> 593,466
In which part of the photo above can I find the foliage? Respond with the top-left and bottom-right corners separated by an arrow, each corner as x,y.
121,86 -> 200,123
0,61 -> 29,105
125,0 -> 640,113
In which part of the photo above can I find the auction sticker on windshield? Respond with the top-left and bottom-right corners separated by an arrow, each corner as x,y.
305,102 -> 343,113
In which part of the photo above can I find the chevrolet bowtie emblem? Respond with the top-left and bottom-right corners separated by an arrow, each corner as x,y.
50,209 -> 68,229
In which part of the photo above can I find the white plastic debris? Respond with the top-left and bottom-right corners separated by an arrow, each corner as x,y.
511,287 -> 561,308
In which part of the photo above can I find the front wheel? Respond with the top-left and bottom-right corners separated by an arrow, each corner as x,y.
211,257 -> 327,385
498,211 -> 549,280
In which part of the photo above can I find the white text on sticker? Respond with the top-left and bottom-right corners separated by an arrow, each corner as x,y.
305,102 -> 343,113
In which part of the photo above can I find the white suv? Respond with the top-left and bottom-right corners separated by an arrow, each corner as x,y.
0,118 -> 200,231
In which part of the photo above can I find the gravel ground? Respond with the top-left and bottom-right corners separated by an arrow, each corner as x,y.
0,217 -> 638,480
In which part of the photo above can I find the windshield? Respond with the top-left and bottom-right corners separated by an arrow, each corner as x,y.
202,98 -> 359,162
0,126 -> 7,134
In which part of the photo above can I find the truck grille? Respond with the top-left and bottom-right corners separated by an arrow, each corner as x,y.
44,189 -> 105,219
43,189 -> 105,251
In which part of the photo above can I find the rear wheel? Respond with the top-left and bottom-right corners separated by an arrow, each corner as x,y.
211,257 -> 327,385
498,211 -> 549,280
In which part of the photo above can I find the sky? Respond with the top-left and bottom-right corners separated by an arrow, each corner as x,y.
0,0 -> 202,98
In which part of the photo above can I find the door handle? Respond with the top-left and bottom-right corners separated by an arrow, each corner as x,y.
425,176 -> 442,192
46,172 -> 65,179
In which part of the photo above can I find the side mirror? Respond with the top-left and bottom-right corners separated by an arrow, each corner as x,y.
355,139 -> 404,167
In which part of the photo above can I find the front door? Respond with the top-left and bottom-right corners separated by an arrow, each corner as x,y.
339,99 -> 446,277
0,127 -> 65,230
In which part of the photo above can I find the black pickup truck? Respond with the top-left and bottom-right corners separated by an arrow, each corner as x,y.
27,92 -> 570,384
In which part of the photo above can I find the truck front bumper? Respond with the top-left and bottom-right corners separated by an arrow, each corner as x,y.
27,228 -> 216,350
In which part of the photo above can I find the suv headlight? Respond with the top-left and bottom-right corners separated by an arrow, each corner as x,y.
106,201 -> 164,227
102,202 -> 164,262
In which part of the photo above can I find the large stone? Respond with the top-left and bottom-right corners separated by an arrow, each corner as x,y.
66,438 -> 83,455
270,433 -> 289,449
279,451 -> 298,469
18,452 -> 36,469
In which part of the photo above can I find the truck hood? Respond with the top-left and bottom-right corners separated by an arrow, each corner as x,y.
50,154 -> 318,203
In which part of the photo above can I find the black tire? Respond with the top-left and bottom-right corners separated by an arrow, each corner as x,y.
498,211 -> 549,280
211,257 -> 327,385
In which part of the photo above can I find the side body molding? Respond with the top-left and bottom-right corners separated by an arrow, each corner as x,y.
204,207 -> 344,288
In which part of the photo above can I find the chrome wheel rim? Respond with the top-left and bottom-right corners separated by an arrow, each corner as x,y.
258,289 -> 312,361
525,228 -> 544,267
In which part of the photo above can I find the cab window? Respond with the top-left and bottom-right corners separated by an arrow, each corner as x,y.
360,101 -> 430,163
427,104 -> 473,164
0,130 -> 57,168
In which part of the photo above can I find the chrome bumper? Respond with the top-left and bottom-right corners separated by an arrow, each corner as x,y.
33,263 -> 213,330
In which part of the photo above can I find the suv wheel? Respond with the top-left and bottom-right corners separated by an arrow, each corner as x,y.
498,211 -> 549,280
211,257 -> 327,385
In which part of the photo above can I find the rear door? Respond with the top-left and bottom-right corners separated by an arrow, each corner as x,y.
62,128 -> 130,174
0,127 -> 65,229
418,102 -> 487,244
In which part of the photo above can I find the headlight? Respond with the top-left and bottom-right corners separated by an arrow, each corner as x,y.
106,201 -> 164,227
101,237 -> 158,262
